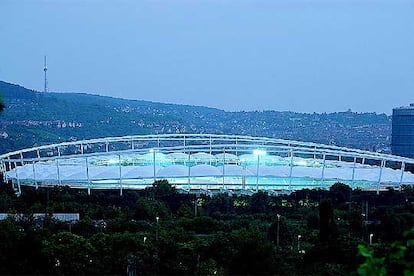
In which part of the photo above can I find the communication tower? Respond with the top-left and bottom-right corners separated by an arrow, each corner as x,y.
43,56 -> 48,92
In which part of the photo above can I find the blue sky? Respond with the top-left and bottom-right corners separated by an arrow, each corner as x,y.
1,0 -> 413,114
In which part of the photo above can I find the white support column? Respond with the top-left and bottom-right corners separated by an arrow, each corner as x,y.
187,151 -> 191,189
152,150 -> 156,184
80,144 -> 84,155
288,149 -> 294,190
56,158 -> 61,185
157,138 -> 160,149
352,157 -> 357,183
118,154 -> 123,196
32,161 -> 38,189
57,147 -> 61,157
255,152 -> 260,192
5,157 -> 11,183
105,142 -> 109,152
1,162 -> 7,182
321,154 -> 326,186
209,136 -> 212,156
377,159 -> 385,195
399,162 -> 405,191
16,167 -> 21,195
131,140 -> 135,150
86,157 -> 91,195
242,166 -> 246,190
20,152 -> 24,166
235,137 -> 238,156
223,150 -> 226,190
313,146 -> 317,159
37,150 -> 40,159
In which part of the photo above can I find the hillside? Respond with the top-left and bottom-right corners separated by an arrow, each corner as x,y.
0,81 -> 391,154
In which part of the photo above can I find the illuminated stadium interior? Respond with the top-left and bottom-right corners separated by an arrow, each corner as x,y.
1,134 -> 414,195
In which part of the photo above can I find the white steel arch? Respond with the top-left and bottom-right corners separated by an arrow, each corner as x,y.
1,133 -> 414,195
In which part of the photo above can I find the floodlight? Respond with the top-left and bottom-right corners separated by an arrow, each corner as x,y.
253,149 -> 267,156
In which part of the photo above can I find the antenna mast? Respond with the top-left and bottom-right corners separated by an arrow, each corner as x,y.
43,56 -> 48,92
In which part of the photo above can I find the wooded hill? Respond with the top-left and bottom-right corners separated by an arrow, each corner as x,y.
0,81 -> 390,154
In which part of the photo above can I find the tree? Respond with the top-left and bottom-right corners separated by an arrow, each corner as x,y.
229,229 -> 276,275
0,218 -> 24,274
205,193 -> 234,215
151,179 -> 176,199
42,231 -> 96,274
0,92 -> 4,112
329,182 -> 352,204
134,198 -> 170,220
90,232 -> 155,275
249,191 -> 270,213
319,199 -> 338,243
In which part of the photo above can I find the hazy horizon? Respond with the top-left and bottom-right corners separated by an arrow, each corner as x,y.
1,79 -> 396,115
1,0 -> 413,114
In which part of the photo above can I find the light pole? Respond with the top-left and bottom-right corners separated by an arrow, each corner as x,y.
194,196 -> 198,217
143,236 -> 147,244
361,213 -> 366,240
156,216 -> 159,242
276,214 -> 281,248
297,235 -> 302,252
369,233 -> 373,246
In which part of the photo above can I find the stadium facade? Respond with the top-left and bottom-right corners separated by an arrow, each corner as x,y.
1,134 -> 414,195
392,103 -> 414,158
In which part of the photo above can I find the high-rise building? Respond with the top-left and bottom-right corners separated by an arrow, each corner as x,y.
392,104 -> 414,158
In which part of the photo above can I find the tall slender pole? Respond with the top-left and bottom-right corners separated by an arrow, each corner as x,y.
289,149 -> 294,190
56,158 -> 61,185
321,154 -> 326,187
32,161 -> 38,189
187,151 -> 191,189
377,160 -> 385,195
156,216 -> 159,242
352,157 -> 356,183
277,214 -> 280,248
222,150 -> 226,190
119,154 -> 123,196
256,153 -> 260,192
209,136 -> 212,156
152,150 -> 156,183
44,55 -> 48,92
399,162 -> 405,191
16,165 -> 21,195
86,157 -> 91,195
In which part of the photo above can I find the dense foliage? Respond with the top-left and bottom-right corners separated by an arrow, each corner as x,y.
0,178 -> 413,275
0,91 -> 4,112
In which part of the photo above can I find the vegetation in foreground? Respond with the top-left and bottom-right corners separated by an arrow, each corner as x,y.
0,179 -> 413,275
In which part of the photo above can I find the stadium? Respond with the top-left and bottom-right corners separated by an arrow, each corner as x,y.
1,134 -> 414,195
